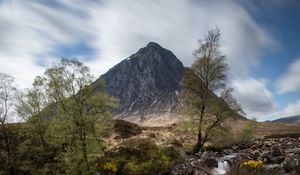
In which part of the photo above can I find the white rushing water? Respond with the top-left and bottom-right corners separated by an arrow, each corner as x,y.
212,154 -> 236,175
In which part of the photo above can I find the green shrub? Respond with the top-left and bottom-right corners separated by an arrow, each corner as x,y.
241,117 -> 257,141
113,120 -> 142,139
97,137 -> 185,175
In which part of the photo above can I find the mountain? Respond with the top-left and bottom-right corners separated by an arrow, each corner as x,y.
96,42 -> 185,121
272,115 -> 300,124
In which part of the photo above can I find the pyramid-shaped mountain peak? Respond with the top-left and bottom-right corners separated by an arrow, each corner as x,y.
145,42 -> 163,49
97,42 -> 185,120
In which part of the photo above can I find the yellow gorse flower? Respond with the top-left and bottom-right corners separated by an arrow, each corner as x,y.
240,160 -> 263,168
103,162 -> 118,173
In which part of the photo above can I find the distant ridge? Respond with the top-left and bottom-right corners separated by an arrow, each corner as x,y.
272,115 -> 300,123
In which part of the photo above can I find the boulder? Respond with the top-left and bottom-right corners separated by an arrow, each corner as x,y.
204,159 -> 218,168
272,156 -> 286,164
282,154 -> 300,172
271,146 -> 282,156
290,148 -> 300,155
171,154 -> 216,175
258,153 -> 272,164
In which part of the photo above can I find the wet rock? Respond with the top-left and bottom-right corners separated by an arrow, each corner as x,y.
258,153 -> 272,164
171,155 -> 214,175
272,156 -> 286,164
204,159 -> 218,168
271,146 -> 282,156
290,148 -> 300,155
282,154 -> 300,172
200,151 -> 216,161
263,164 -> 287,174
264,163 -> 282,170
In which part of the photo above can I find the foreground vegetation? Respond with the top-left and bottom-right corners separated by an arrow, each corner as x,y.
0,59 -> 116,174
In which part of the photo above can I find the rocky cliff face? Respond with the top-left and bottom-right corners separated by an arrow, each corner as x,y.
97,42 -> 185,121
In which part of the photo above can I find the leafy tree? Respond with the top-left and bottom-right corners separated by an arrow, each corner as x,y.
0,73 -> 20,174
16,76 -> 50,147
15,76 -> 58,174
182,28 -> 242,153
41,58 -> 116,174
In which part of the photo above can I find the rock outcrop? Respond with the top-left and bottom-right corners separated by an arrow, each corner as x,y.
96,42 -> 185,121
172,136 -> 300,175
231,137 -> 300,174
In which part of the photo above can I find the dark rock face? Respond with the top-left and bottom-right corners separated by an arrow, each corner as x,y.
98,42 -> 185,120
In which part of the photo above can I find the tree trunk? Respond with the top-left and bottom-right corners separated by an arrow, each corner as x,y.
193,130 -> 202,153
80,131 -> 89,172
193,103 -> 206,154
3,127 -> 13,175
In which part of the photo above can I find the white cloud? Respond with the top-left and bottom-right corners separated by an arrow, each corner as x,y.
0,0 -> 276,89
262,99 -> 300,121
85,0 -> 277,78
276,58 -> 300,94
0,0 -> 91,88
0,0 -> 282,120
282,100 -> 300,117
231,78 -> 276,118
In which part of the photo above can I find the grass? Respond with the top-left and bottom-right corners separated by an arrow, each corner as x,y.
97,137 -> 185,175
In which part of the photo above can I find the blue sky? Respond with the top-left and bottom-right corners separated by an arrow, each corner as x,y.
0,0 -> 299,120
238,0 -> 300,120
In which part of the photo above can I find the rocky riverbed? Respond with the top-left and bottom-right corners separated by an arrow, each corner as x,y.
172,136 -> 300,175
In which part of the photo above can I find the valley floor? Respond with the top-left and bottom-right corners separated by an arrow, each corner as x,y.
100,118 -> 300,175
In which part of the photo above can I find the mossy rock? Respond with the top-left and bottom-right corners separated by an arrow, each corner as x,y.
113,120 -> 142,138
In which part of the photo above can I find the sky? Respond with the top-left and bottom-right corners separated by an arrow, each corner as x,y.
0,0 -> 300,121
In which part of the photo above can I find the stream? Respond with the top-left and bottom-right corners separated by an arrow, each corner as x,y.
212,154 -> 236,175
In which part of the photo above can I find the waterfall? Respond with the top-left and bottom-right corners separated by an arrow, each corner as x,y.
212,154 -> 236,175
212,161 -> 227,174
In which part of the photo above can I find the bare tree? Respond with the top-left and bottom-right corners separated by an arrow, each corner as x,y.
182,28 -> 234,153
0,73 -> 19,174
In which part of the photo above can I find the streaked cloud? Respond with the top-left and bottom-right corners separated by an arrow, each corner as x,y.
0,0 -> 282,119
281,99 -> 300,117
262,99 -> 300,121
0,0 -> 276,86
0,0 -> 91,88
276,58 -> 300,94
231,78 -> 276,118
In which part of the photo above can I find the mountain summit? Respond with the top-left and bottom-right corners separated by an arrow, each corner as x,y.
97,42 -> 185,121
